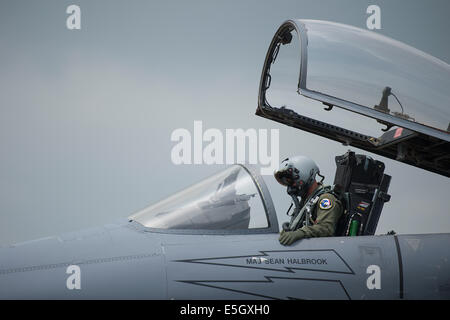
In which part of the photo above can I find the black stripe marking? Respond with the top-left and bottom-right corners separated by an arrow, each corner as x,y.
394,235 -> 404,299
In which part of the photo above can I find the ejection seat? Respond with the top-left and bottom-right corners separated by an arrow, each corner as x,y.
333,151 -> 391,237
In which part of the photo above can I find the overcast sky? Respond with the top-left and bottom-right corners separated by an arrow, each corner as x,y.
0,0 -> 449,245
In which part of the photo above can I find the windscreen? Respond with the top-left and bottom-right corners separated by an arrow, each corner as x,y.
304,20 -> 449,133
129,165 -> 269,230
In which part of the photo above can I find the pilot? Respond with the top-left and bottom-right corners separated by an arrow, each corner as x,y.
275,156 -> 343,246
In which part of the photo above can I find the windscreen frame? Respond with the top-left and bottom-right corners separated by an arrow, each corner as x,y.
257,19 -> 450,142
129,164 -> 279,235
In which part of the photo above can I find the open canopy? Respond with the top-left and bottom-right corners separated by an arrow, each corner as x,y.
257,19 -> 450,177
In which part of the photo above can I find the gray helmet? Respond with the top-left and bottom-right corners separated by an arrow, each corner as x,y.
274,155 -> 320,194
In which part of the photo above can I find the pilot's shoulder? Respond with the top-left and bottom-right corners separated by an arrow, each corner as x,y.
318,192 -> 338,203
317,192 -> 341,210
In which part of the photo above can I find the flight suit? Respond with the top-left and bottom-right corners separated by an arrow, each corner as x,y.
279,192 -> 343,246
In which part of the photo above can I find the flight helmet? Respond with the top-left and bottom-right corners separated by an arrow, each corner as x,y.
274,155 -> 320,197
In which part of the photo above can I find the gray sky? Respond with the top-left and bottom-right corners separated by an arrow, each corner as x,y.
0,0 -> 449,245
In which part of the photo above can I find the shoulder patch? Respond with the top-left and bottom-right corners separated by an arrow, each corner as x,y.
319,198 -> 333,210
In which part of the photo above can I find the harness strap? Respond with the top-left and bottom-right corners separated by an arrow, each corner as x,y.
289,185 -> 337,230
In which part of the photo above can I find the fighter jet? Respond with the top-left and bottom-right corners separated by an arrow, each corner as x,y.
0,20 -> 449,300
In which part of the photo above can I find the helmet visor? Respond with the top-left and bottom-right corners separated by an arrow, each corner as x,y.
274,169 -> 297,187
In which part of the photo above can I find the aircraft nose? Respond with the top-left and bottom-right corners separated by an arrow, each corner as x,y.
0,221 -> 166,299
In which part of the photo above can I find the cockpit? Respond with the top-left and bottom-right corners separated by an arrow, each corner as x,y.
129,150 -> 390,238
129,165 -> 279,234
